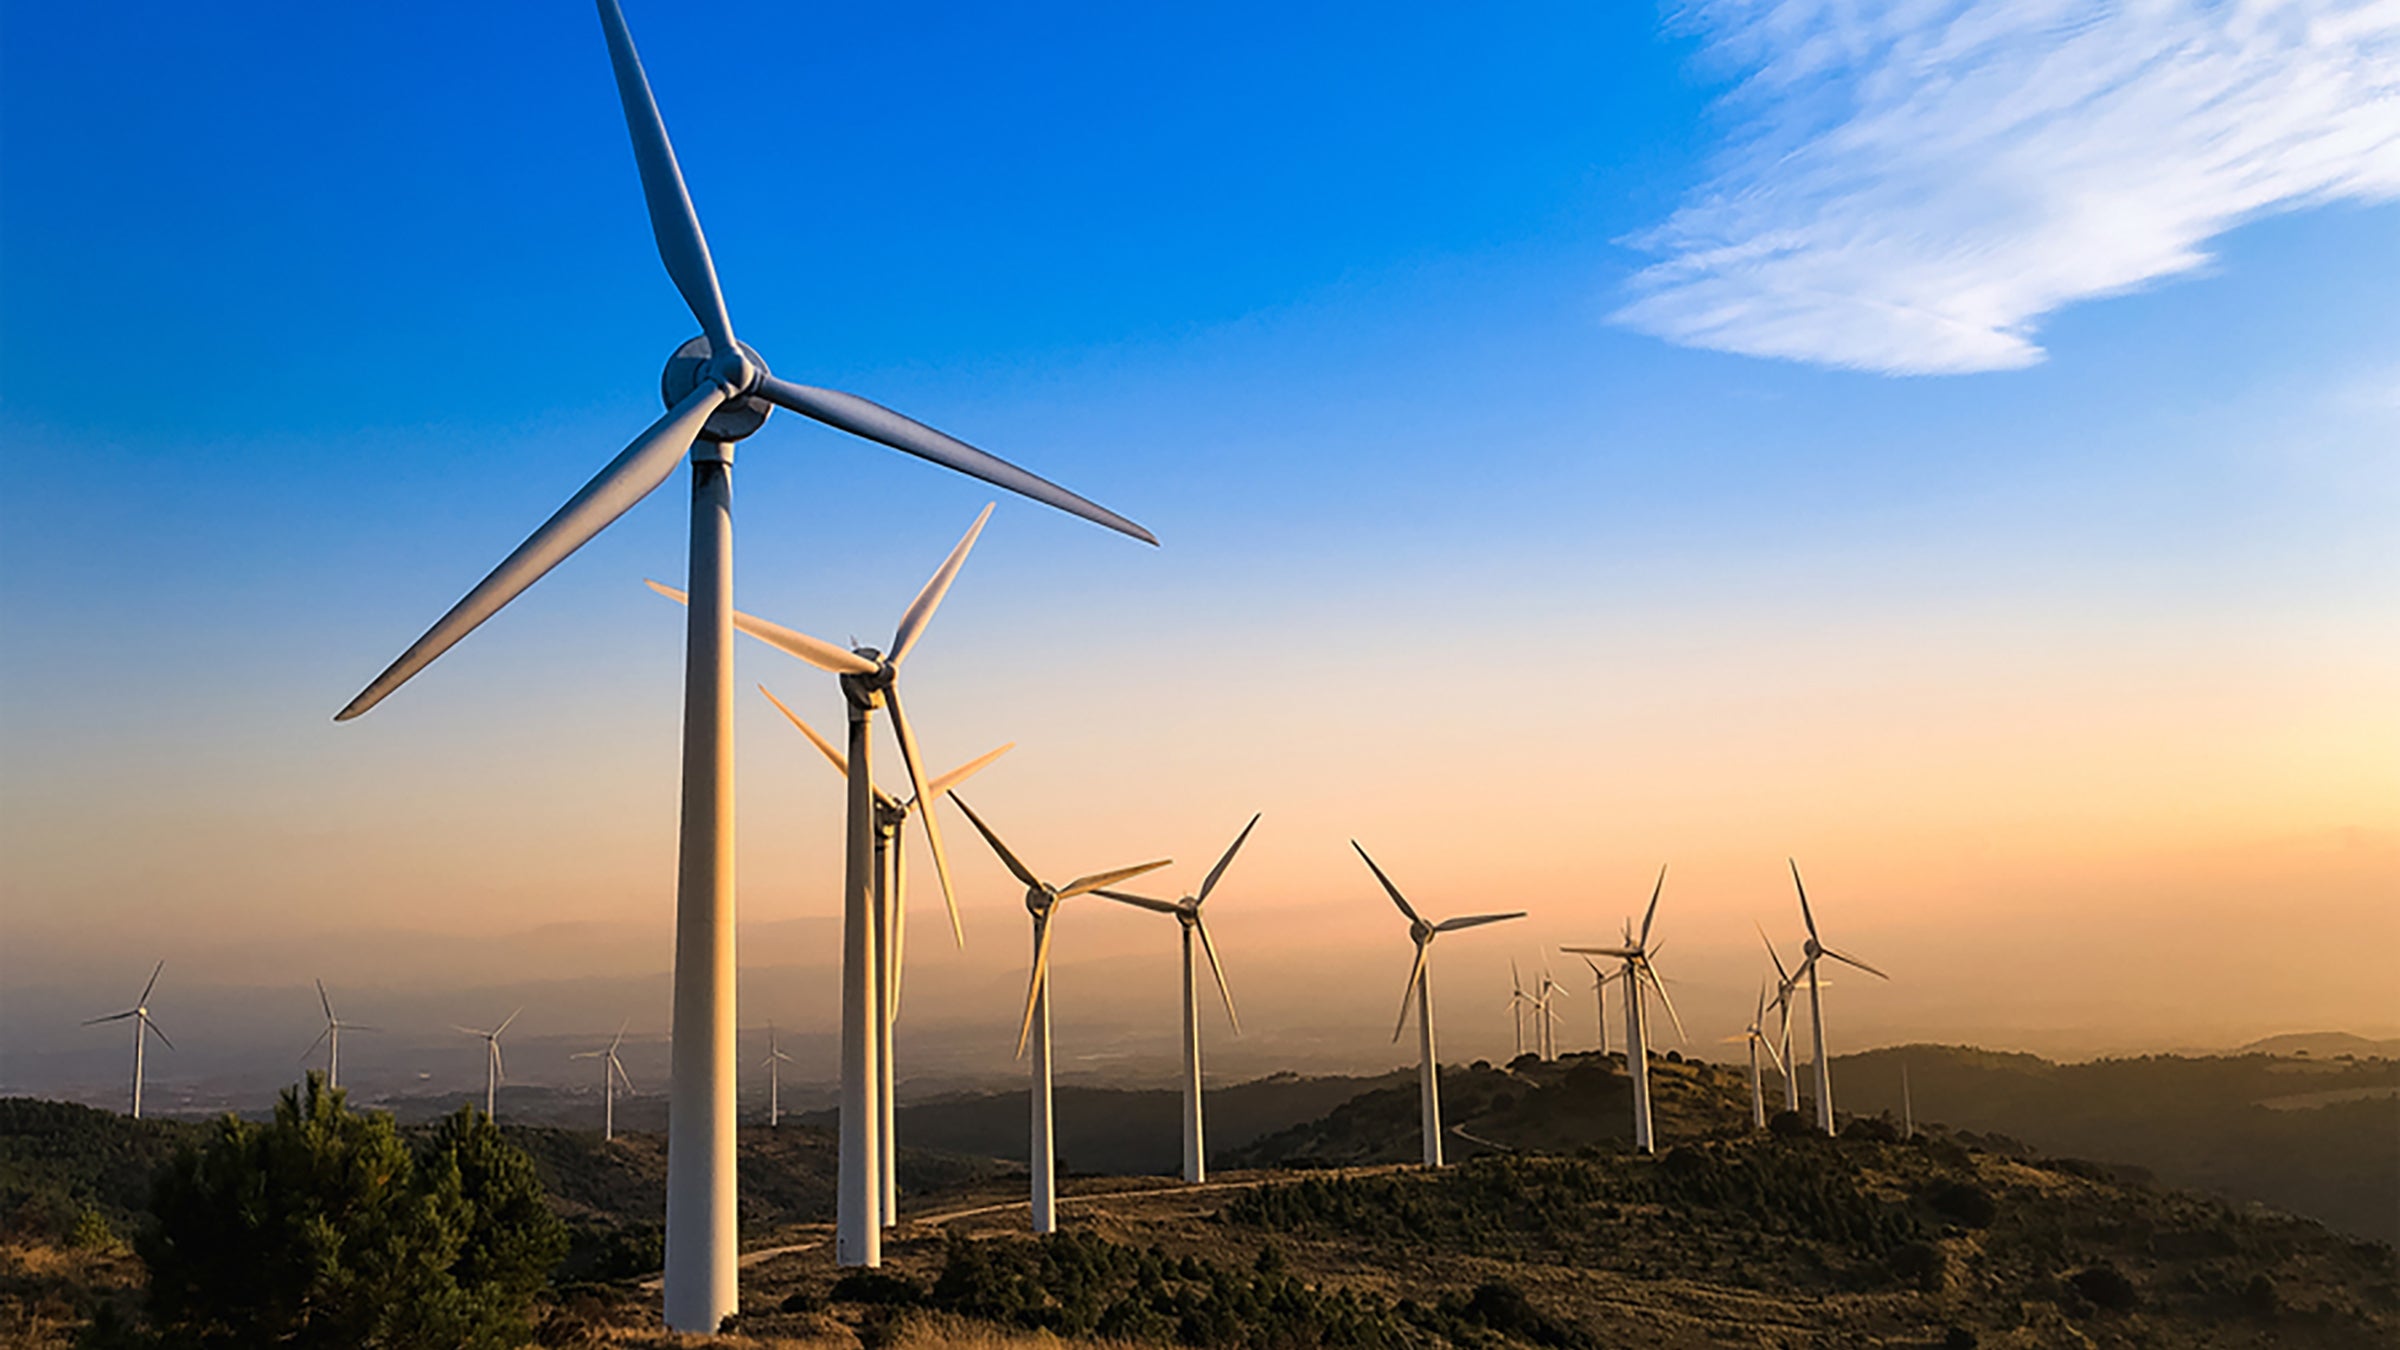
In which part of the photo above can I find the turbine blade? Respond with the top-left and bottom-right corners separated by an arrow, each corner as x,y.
337,384 -> 726,720
1639,865 -> 1667,950
1094,889 -> 1183,916
139,960 -> 164,1008
143,1017 -> 174,1051
1195,916 -> 1239,1036
304,1025 -> 332,1059
84,1011 -> 137,1025
1643,962 -> 1687,1043
1511,958 -> 1523,995
614,1058 -> 637,1094
884,687 -> 964,947
926,742 -> 1013,799
759,685 -> 849,775
1058,859 -> 1172,900
1560,946 -> 1640,959
594,0 -> 735,352
492,1040 -> 506,1082
316,978 -> 334,1023
1757,922 -> 1792,985
1434,911 -> 1527,933
949,794 -> 1041,891
1195,813 -> 1261,905
889,503 -> 992,667
1391,941 -> 1429,1043
646,581 -> 877,675
1790,858 -> 1818,941
1823,946 -> 1889,980
454,1025 -> 486,1037
754,376 -> 1154,545
1016,909 -> 1059,1059
1760,1028 -> 1787,1075
611,1019 -> 628,1053
495,1007 -> 522,1037
1351,842 -> 1422,925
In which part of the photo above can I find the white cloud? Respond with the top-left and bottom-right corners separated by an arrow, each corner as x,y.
1616,0 -> 2400,374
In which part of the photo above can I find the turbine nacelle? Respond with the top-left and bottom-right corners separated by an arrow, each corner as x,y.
660,336 -> 772,441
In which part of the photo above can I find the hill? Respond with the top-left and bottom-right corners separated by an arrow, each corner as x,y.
2239,1032 -> 2400,1059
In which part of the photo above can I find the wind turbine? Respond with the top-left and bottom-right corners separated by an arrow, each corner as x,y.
331,2 -> 1152,1332
456,1010 -> 520,1120
1354,843 -> 1525,1168
1787,860 -> 1889,1136
83,961 -> 171,1119
1577,955 -> 1615,1057
755,687 -> 1009,1226
573,1022 -> 638,1142
651,503 -> 994,1267
1535,968 -> 1566,1062
1758,926 -> 1804,1116
952,795 -> 1168,1233
302,979 -> 378,1090
1902,1060 -> 1915,1140
1723,982 -> 1787,1129
1506,961 -> 1534,1060
1096,813 -> 1258,1184
1562,867 -> 1684,1153
761,1023 -> 794,1127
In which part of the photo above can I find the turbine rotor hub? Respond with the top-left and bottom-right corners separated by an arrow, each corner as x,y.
660,336 -> 773,442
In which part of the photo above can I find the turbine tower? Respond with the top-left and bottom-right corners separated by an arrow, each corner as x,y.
1354,843 -> 1525,1168
573,1022 -> 637,1142
331,2 -> 1152,1331
761,1023 -> 793,1128
1506,961 -> 1533,1060
756,689 -> 1009,1226
83,961 -> 170,1119
1788,860 -> 1889,1136
1535,968 -> 1565,1062
652,503 -> 995,1267
952,795 -> 1167,1233
456,1010 -> 520,1120
303,979 -> 378,1091
1577,955 -> 1615,1057
1726,982 -> 1787,1129
1097,814 -> 1258,1184
1562,867 -> 1684,1153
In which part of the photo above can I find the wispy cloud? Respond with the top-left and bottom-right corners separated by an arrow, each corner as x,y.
1616,1 -> 2400,374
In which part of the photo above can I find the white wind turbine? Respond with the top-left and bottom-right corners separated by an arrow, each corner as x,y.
1354,843 -> 1525,1168
1723,982 -> 1787,1130
456,1010 -> 520,1121
573,1022 -> 638,1142
756,688 -> 1009,1225
1506,961 -> 1534,1060
1562,867 -> 1685,1153
952,795 -> 1168,1233
761,1023 -> 794,1128
331,2 -> 1152,1331
1535,968 -> 1566,1062
1758,926 -> 1804,1117
651,503 -> 995,1268
1095,814 -> 1258,1184
1787,860 -> 1888,1136
1577,955 -> 1616,1057
83,961 -> 171,1119
303,979 -> 378,1091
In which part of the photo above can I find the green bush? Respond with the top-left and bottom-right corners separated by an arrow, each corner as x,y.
1925,1178 -> 1998,1228
136,1074 -> 565,1349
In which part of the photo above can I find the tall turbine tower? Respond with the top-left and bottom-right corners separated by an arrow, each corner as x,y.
651,504 -> 995,1268
1788,860 -> 1888,1136
573,1022 -> 637,1142
332,3 -> 1153,1331
1578,956 -> 1615,1057
761,1023 -> 793,1127
756,689 -> 1009,1225
1562,868 -> 1684,1153
1354,843 -> 1525,1168
83,961 -> 171,1119
457,1010 -> 519,1120
303,979 -> 378,1091
1097,814 -> 1258,1184
953,796 -> 1167,1233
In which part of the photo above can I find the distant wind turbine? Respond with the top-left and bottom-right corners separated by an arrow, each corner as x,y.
1577,955 -> 1616,1057
1723,982 -> 1787,1129
573,1022 -> 638,1141
1563,867 -> 1685,1153
953,795 -> 1168,1232
1759,925 -> 1803,1116
1535,968 -> 1565,1062
331,0 -> 1154,1329
456,1010 -> 520,1120
1507,961 -> 1534,1060
1901,1060 -> 1915,1140
83,961 -> 171,1119
761,1023 -> 794,1127
1354,842 -> 1525,1168
1097,813 -> 1258,1184
1787,860 -> 1889,1136
302,979 -> 378,1091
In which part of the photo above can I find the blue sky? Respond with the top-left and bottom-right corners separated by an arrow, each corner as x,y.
2,1 -> 2396,1080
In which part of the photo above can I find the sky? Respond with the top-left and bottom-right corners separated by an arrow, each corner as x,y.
2,1 -> 2396,1106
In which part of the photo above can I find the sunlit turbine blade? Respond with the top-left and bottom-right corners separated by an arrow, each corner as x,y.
1094,889 -> 1182,916
1642,962 -> 1686,1042
1760,1029 -> 1787,1075
139,960 -> 164,1008
1391,941 -> 1429,1043
948,794 -> 1043,892
84,1011 -> 137,1025
1638,865 -> 1667,950
614,1058 -> 638,1094
454,1025 -> 486,1037
1823,946 -> 1889,980
884,687 -> 964,947
1560,946 -> 1640,959
611,1020 -> 628,1053
492,1040 -> 506,1082
337,385 -> 728,721
1351,842 -> 1422,925
646,581 -> 877,675
1789,858 -> 1818,941
758,684 -> 849,775
754,377 -> 1155,545
496,1007 -> 522,1038
594,0 -> 735,352
1016,909 -> 1060,1059
1435,912 -> 1526,933
1059,860 -> 1171,900
927,743 -> 1012,800
1196,813 -> 1261,906
1195,916 -> 1239,1036
889,503 -> 992,667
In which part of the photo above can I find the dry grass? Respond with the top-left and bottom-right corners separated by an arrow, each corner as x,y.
0,1239 -> 142,1350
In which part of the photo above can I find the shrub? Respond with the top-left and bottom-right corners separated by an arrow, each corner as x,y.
1926,1179 -> 1998,1228
1768,1111 -> 1816,1138
1888,1240 -> 1948,1291
2067,1263 -> 2138,1311
830,1269 -> 925,1306
2241,1272 -> 2279,1316
1842,1116 -> 1899,1143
